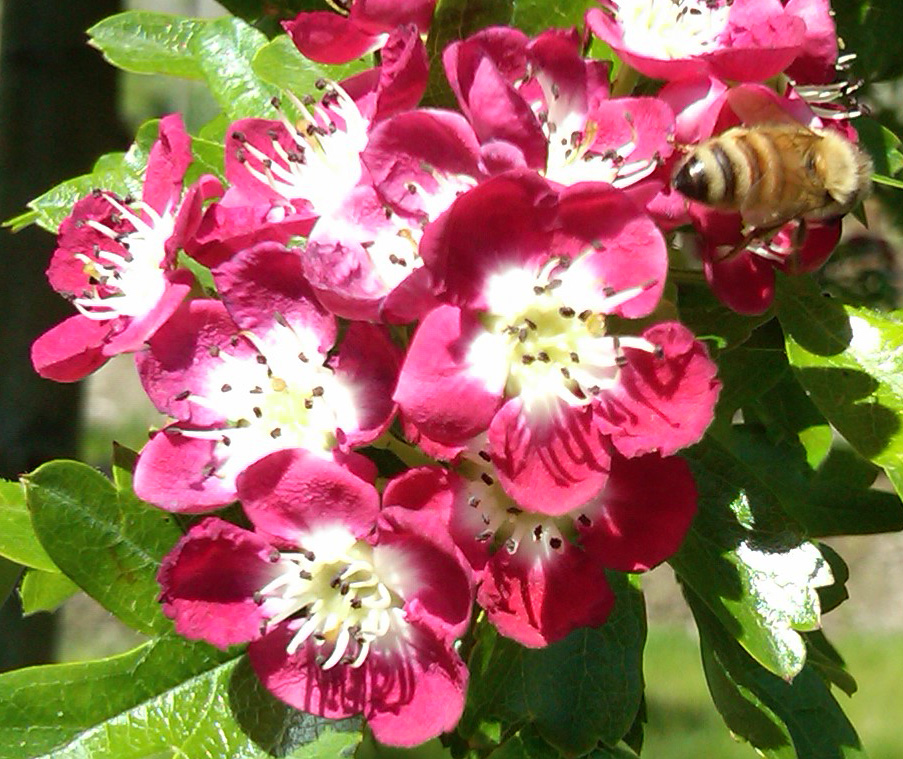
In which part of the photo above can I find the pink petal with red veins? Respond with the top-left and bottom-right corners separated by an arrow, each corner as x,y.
489,398 -> 612,516
137,299 -> 248,424
595,322 -> 720,458
775,219 -> 841,274
588,97 -> 675,165
363,108 -> 483,216
707,0 -> 806,83
283,12 -> 383,64
213,242 -> 336,350
351,0 -> 437,35
167,174 -> 224,258
393,305 -> 505,446
157,518 -> 278,647
134,430 -> 238,512
703,245 -> 777,315
784,0 -> 838,84
103,269 -> 194,355
328,322 -> 402,447
382,467 -> 456,524
47,194 -> 134,295
478,546 -> 614,647
579,452 -> 697,571
370,25 -> 429,122
30,315 -> 110,382
142,113 -> 192,215
659,76 -> 729,144
186,186 -> 316,269
420,171 -> 556,309
249,623 -> 467,747
377,506 -> 474,637
455,54 -> 547,169
236,449 -> 380,543
555,184 -> 667,318
527,28 -> 591,110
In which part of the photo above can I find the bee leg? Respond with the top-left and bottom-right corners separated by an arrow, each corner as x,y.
784,218 -> 807,274
714,224 -> 782,263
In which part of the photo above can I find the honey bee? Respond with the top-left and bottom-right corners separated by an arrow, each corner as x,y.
671,123 -> 872,246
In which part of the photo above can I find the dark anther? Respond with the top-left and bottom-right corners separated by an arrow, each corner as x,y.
478,450 -> 491,462
522,354 -> 536,365
480,472 -> 494,486
268,548 -> 281,562
559,306 -> 575,318
468,495 -> 481,508
253,407 -> 263,418
533,524 -> 543,539
311,386 -> 325,397
231,130 -> 247,143
578,514 -> 591,527
298,352 -> 309,363
537,351 -> 550,362
579,309 -> 592,321
549,537 -> 563,549
208,345 -> 221,357
174,390 -> 191,401
570,351 -> 580,363
221,384 -> 232,393
256,354 -> 268,364
270,428 -> 282,439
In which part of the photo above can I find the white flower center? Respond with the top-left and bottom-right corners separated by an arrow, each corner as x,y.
472,255 -> 659,417
176,319 -> 359,481
233,82 -> 369,219
258,525 -> 408,670
611,0 -> 732,59
71,194 -> 174,320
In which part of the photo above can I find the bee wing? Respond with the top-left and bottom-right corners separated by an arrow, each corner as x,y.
740,128 -> 826,228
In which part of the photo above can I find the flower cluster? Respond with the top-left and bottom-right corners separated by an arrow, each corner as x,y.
31,0 -> 868,746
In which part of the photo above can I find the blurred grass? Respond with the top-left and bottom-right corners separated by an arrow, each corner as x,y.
642,626 -> 901,759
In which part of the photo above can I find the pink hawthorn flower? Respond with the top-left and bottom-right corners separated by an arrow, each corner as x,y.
134,243 -> 401,512
394,172 -> 719,514
284,1 -> 436,64
442,27 -> 675,188
158,450 -> 473,747
31,114 -> 221,381
188,26 -> 428,269
662,80 -> 847,314
586,0 -> 835,83
385,447 -> 697,647
302,108 -> 485,322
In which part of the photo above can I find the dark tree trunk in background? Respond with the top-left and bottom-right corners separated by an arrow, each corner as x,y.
0,0 -> 124,671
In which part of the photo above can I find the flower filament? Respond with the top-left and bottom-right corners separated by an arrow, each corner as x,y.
257,527 -> 407,670
72,193 -> 174,320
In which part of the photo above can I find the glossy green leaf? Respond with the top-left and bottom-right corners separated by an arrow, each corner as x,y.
777,275 -> 903,498
189,17 -> 281,121
8,120 -> 157,233
18,570 -> 79,615
486,727 -> 562,759
357,733 -> 452,759
88,12 -> 206,79
42,656 -> 360,759
673,434 -> 836,680
252,34 -> 370,96
856,116 -> 903,179
677,281 -> 773,355
462,572 -> 645,756
0,634 -> 234,759
805,630 -> 858,698
688,588 -> 867,759
0,480 -> 56,572
24,460 -> 184,636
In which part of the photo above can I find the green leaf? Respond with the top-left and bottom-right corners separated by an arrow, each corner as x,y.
189,17 -> 281,121
18,569 -> 79,615
776,275 -> 903,498
87,12 -> 206,80
677,281 -> 773,355
462,572 -> 645,756
24,460 -> 184,636
357,732 -> 452,759
39,656 -> 360,759
805,630 -> 858,697
8,119 -> 157,233
0,634 -> 235,759
672,434 -> 836,680
688,588 -> 867,759
0,480 -> 56,572
856,116 -> 903,179
509,0 -> 599,34
252,34 -> 370,95
833,0 -> 903,82
0,557 -> 22,607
